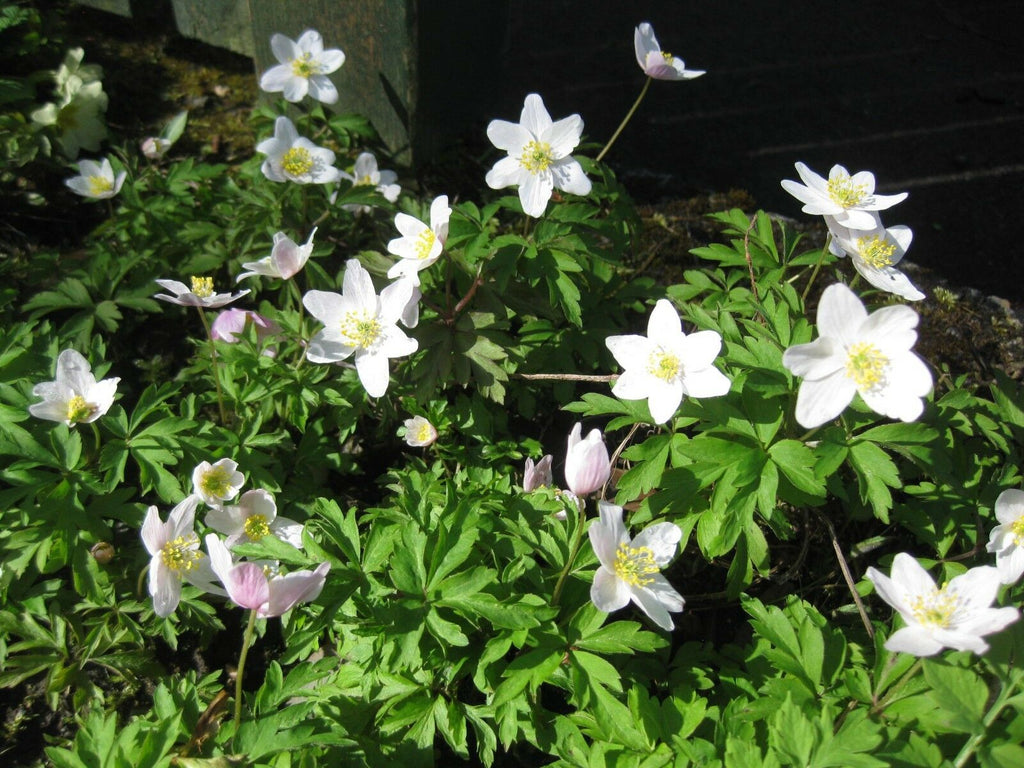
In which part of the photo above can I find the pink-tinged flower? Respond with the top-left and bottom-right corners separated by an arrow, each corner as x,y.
29,348 -> 119,426
338,151 -> 401,213
386,195 -> 452,285
206,489 -> 303,549
485,93 -> 592,218
256,116 -> 340,184
64,158 -> 125,199
140,137 -> 171,159
154,276 -> 249,309
237,229 -> 317,282
589,501 -> 684,631
565,422 -> 611,497
987,489 -> 1024,584
205,534 -> 330,617
141,496 -> 220,617
781,162 -> 908,231
402,416 -> 438,447
210,309 -> 279,356
866,553 -> 1019,656
524,454 -> 553,491
634,22 -> 705,81
192,458 -> 245,507
259,29 -> 345,104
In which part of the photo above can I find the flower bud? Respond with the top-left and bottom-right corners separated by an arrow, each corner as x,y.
140,137 -> 171,159
90,541 -> 115,564
210,309 -> 279,356
403,416 -> 437,447
523,454 -> 553,491
564,423 -> 610,497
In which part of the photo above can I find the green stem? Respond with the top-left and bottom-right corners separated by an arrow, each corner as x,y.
952,666 -> 1020,768
596,77 -> 652,163
551,495 -> 588,607
233,609 -> 259,739
873,658 -> 922,713
136,562 -> 150,600
195,306 -> 229,425
799,233 -> 832,306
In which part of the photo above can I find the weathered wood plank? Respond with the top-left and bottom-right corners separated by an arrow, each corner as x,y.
170,0 -> 255,57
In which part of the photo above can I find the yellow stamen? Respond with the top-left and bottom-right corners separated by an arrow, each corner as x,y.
660,51 -> 675,63
646,349 -> 681,382
190,276 -> 214,298
200,466 -> 234,499
909,583 -> 959,628
160,534 -> 201,574
846,341 -> 888,392
281,146 -> 313,178
1011,517 -> 1024,546
827,173 -> 869,208
291,53 -> 318,78
244,514 -> 270,541
520,140 -> 554,173
87,175 -> 113,197
414,229 -> 437,260
857,236 -> 897,269
340,310 -> 382,349
613,544 -> 659,587
356,174 -> 374,186
66,395 -> 96,423
415,422 -> 434,443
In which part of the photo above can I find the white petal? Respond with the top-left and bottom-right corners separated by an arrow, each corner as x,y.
631,523 -> 682,566
259,64 -> 294,93
678,329 -> 722,370
859,304 -> 920,354
794,372 -> 857,428
302,290 -> 344,324
486,120 -> 531,154
817,283 -> 867,346
611,367 -> 654,401
550,159 -> 591,197
884,626 -> 944,656
306,330 -> 354,364
150,560 -> 182,617
889,553 -> 937,601
606,334 -> 653,370
307,75 -> 338,105
853,262 -> 925,302
647,299 -> 682,342
270,33 -> 298,63
342,259 -> 377,312
140,506 -> 165,554
681,366 -> 730,399
591,567 -> 631,612
519,171 -> 553,218
858,357 -> 930,422
317,49 -> 346,73
647,379 -> 684,424
634,22 -> 660,67
485,156 -> 524,190
545,115 -> 583,157
355,351 -> 391,397
995,489 -> 1024,525
520,93 -> 552,137
782,337 -> 844,380
631,576 -> 682,631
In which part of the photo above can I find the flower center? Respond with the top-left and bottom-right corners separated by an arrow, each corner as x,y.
87,175 -> 113,197
414,422 -> 434,443
244,514 -> 270,541
414,229 -> 437,260
660,51 -> 675,63
827,173 -> 869,208
190,276 -> 214,298
357,174 -> 374,186
340,310 -> 382,349
66,395 -> 96,423
282,147 -> 314,178
160,534 -> 201,574
856,236 -> 897,269
1011,516 -> 1024,546
520,140 -> 554,173
845,341 -> 888,392
646,349 -> 681,382
57,101 -> 80,131
909,584 -> 960,628
291,53 -> 319,78
613,544 -> 660,587
200,466 -> 234,499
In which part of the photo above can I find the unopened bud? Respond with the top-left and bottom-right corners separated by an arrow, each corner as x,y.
90,541 -> 115,564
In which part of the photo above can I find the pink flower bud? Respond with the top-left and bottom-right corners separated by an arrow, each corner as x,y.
564,423 -> 610,497
523,454 -> 553,491
140,137 -> 171,159
210,309 -> 279,356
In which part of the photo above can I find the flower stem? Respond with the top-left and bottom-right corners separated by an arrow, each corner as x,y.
596,77 -> 652,163
233,609 -> 259,739
952,669 -> 1019,768
195,306 -> 229,425
799,233 -> 832,306
873,658 -> 922,714
552,495 -> 588,607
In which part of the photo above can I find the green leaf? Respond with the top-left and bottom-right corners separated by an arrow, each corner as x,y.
922,659 -> 988,733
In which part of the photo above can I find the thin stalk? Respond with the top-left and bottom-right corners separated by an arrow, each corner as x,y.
195,306 -> 229,425
814,508 -> 874,640
551,496 -> 588,607
596,77 -> 652,163
233,609 -> 259,738
136,563 -> 150,600
515,373 -> 618,383
872,658 -> 922,714
952,661 -> 1020,768
799,233 -> 833,306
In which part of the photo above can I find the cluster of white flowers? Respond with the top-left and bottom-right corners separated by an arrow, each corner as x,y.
31,48 -> 108,159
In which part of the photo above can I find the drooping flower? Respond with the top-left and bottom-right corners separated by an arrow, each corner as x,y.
865,553 -> 1019,656
524,454 -> 553,492
402,416 -> 438,447
987,489 -> 1024,585
205,534 -> 330,617
338,151 -> 401,213
386,195 -> 452,284
140,137 -> 172,159
606,299 -> 730,424
633,22 -> 705,81
303,259 -> 418,397
192,458 -> 245,507
781,162 -> 908,231
485,93 -> 592,218
237,228 -> 317,282
826,214 -> 924,302
141,496 -> 220,617
64,158 -> 125,200
259,29 -> 345,104
565,422 -> 611,497
206,489 -> 303,549
29,348 -> 119,426
256,116 -> 340,184
782,283 -> 932,428
210,309 -> 279,356
154,277 -> 249,308
589,501 -> 684,631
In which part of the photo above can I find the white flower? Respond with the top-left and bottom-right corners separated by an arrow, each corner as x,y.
589,501 -> 684,631
987,489 -> 1024,585
403,416 -> 438,447
781,162 -> 908,231
634,22 -> 705,81
606,299 -> 730,424
141,496 -> 220,617
565,422 -> 611,497
140,137 -> 172,159
826,214 -> 924,302
29,349 -> 119,426
782,283 -> 932,428
64,158 -> 125,200
32,51 -> 107,159
259,29 -> 345,104
256,116 -> 340,184
206,489 -> 303,549
386,195 -> 452,285
338,151 -> 401,213
237,228 -> 317,282
303,259 -> 418,397
866,553 -> 1019,656
485,93 -> 592,218
192,458 -> 245,507
154,276 -> 249,308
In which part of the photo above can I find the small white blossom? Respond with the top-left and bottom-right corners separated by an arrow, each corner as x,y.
987,489 -> 1024,585
634,22 -> 705,81
237,228 -> 317,282
403,416 -> 438,447
29,349 -> 119,426
303,259 -> 418,397
338,152 -> 401,213
206,489 -> 303,549
192,458 -> 245,507
259,29 -> 345,104
31,49 -> 107,159
386,195 -> 451,285
140,137 -> 171,159
782,283 -> 932,428
256,116 -> 340,184
866,553 -> 1019,656
485,93 -> 592,218
826,214 -> 924,302
781,162 -> 908,231
154,276 -> 249,308
589,501 -> 685,631
64,158 -> 125,200
606,299 -> 729,424
141,496 -> 220,617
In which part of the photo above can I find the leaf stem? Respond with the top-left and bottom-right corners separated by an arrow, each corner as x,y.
596,77 -> 652,163
233,608 -> 259,740
195,306 -> 229,425
551,495 -> 588,607
952,664 -> 1020,768
799,233 -> 832,306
